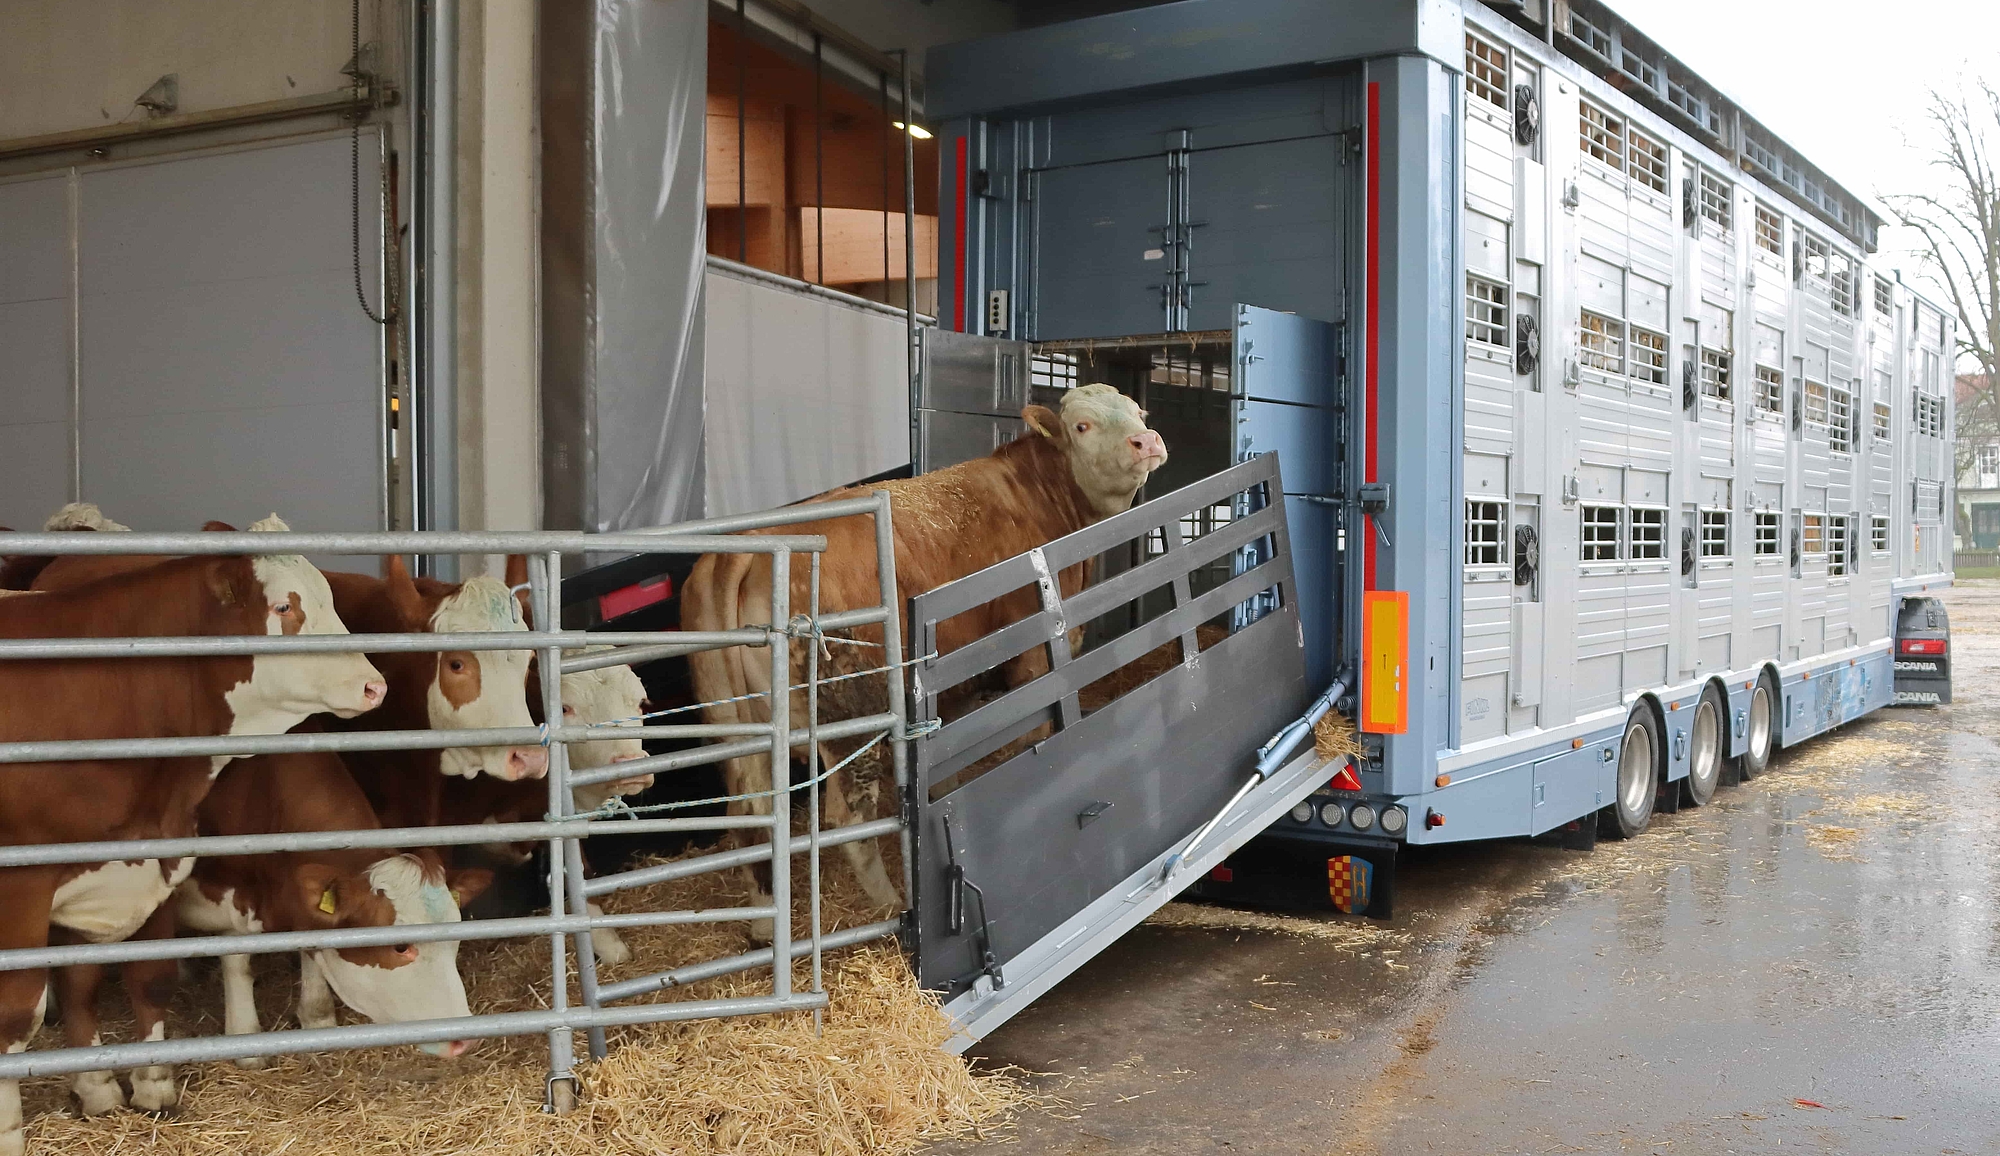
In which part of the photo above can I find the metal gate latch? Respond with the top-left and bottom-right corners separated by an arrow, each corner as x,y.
940,808 -> 1004,990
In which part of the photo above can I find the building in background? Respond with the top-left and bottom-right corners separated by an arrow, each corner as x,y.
1957,374 -> 2000,550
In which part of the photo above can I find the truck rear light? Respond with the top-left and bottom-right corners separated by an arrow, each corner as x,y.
1348,804 -> 1376,832
1900,638 -> 1946,656
1425,809 -> 1446,829
1289,801 -> 1314,824
1320,802 -> 1348,827
1379,806 -> 1407,835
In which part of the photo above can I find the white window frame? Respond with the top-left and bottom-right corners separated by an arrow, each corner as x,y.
1629,505 -> 1668,562
1465,32 -> 1510,111
1581,505 -> 1623,562
1466,273 -> 1511,353
1699,508 -> 1730,559
1700,346 -> 1732,402
1630,326 -> 1668,385
1580,309 -> 1625,374
1873,275 -> 1893,316
1829,251 -> 1855,316
1754,364 -> 1785,416
1753,202 -> 1784,258
1580,100 -> 1625,174
1804,379 -> 1829,427
1800,230 -> 1831,289
1873,401 -> 1892,441
1753,511 -> 1782,557
1828,386 -> 1853,454
1628,126 -> 1669,193
1464,499 -> 1508,567
1697,168 -> 1733,233
1827,515 -> 1849,577
1803,513 -> 1826,557
1871,515 -> 1890,553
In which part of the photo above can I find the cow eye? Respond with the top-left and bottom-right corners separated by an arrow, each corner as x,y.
1075,422 -> 1089,433
273,602 -> 292,615
448,659 -> 466,674
562,704 -> 577,717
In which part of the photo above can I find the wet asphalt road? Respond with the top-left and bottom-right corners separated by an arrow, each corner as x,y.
936,583 -> 2000,1155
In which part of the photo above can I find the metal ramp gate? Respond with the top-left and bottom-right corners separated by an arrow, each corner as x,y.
906,454 -> 1329,1050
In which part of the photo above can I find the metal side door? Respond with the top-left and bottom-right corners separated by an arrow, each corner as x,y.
1029,154 -> 1174,340
1233,303 -> 1342,686
908,456 -> 1325,1054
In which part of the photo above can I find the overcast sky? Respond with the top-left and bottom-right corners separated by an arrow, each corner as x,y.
1611,0 -> 1998,311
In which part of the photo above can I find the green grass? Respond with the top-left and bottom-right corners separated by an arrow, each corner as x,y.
1954,567 -> 2000,580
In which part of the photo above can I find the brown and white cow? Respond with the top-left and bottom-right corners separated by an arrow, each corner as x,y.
0,522 -> 384,1154
681,384 -> 1167,939
173,751 -> 491,1065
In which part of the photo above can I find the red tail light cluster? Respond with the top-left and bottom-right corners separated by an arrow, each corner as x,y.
1899,638 -> 1947,656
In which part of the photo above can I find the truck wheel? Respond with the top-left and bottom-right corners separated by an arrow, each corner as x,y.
1740,671 -> 1778,778
1683,684 -> 1724,806
1602,703 -> 1661,839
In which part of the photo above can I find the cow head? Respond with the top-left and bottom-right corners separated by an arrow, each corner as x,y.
560,652 -> 654,810
296,853 -> 491,1057
382,557 -> 547,781
228,515 -> 387,725
1022,383 -> 1169,518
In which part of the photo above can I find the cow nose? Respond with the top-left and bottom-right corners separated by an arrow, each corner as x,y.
1129,431 -> 1165,459
361,680 -> 388,708
436,1039 -> 473,1059
507,746 -> 550,780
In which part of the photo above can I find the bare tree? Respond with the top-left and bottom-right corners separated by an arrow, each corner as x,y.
1886,81 -> 2000,528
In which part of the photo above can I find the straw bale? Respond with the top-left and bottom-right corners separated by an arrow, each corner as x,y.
21,844 -> 1021,1156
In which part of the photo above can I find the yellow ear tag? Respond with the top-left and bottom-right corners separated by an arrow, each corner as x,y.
317,888 -> 337,916
449,888 -> 464,908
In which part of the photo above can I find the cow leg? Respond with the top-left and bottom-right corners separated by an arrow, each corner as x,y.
585,903 -> 632,966
0,873 -> 55,1156
298,952 -> 336,1030
820,744 -> 902,912
56,959 -> 124,1117
120,905 -> 180,1114
721,749 -> 780,945
220,954 -> 267,1068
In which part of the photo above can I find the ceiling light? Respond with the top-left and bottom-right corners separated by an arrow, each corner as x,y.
892,121 -> 934,139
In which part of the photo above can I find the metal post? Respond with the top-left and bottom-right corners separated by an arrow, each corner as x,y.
545,548 -> 608,1062
807,553 -> 824,1034
814,32 -> 825,287
767,550 -> 793,1000
736,0 -> 747,264
900,50 -> 919,472
534,552 -> 577,1113
880,70 -> 891,302
872,489 -> 914,907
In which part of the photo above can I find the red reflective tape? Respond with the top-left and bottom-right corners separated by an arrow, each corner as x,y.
599,576 -> 673,621
1363,81 -> 1382,592
1900,637 -> 1946,655
954,135 -> 969,332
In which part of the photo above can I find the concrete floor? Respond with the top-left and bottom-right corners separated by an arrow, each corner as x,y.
935,582 -> 2000,1155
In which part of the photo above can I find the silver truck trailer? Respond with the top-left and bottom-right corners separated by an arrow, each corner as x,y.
907,0 -> 1956,1005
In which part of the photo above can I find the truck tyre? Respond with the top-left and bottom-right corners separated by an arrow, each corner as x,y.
1602,703 -> 1661,839
1683,684 -> 1724,806
1739,671 -> 1778,779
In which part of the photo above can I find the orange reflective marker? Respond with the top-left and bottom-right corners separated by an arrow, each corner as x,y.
1361,590 -> 1410,734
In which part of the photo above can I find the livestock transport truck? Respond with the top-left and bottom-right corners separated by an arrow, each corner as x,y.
871,0 -> 1958,1042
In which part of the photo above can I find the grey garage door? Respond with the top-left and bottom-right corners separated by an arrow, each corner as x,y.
0,132 -> 387,541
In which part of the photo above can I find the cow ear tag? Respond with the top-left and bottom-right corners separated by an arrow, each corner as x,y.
449,887 -> 464,908
318,888 -> 338,916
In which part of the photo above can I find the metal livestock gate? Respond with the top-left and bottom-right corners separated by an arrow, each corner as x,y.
922,0 -> 1957,899
0,499 -> 911,1123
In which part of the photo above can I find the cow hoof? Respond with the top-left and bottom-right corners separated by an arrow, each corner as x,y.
232,1055 -> 269,1071
128,1068 -> 178,1115
591,927 -> 633,966
747,917 -> 775,946
71,1071 -> 126,1117
299,1011 -> 337,1031
0,1125 -> 23,1156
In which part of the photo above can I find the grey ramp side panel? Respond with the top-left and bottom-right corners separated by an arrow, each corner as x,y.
76,135 -> 384,563
0,174 -> 75,530
940,740 -> 1331,1053
925,0 -> 1459,120
917,410 -> 1017,474
918,605 -> 1309,997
